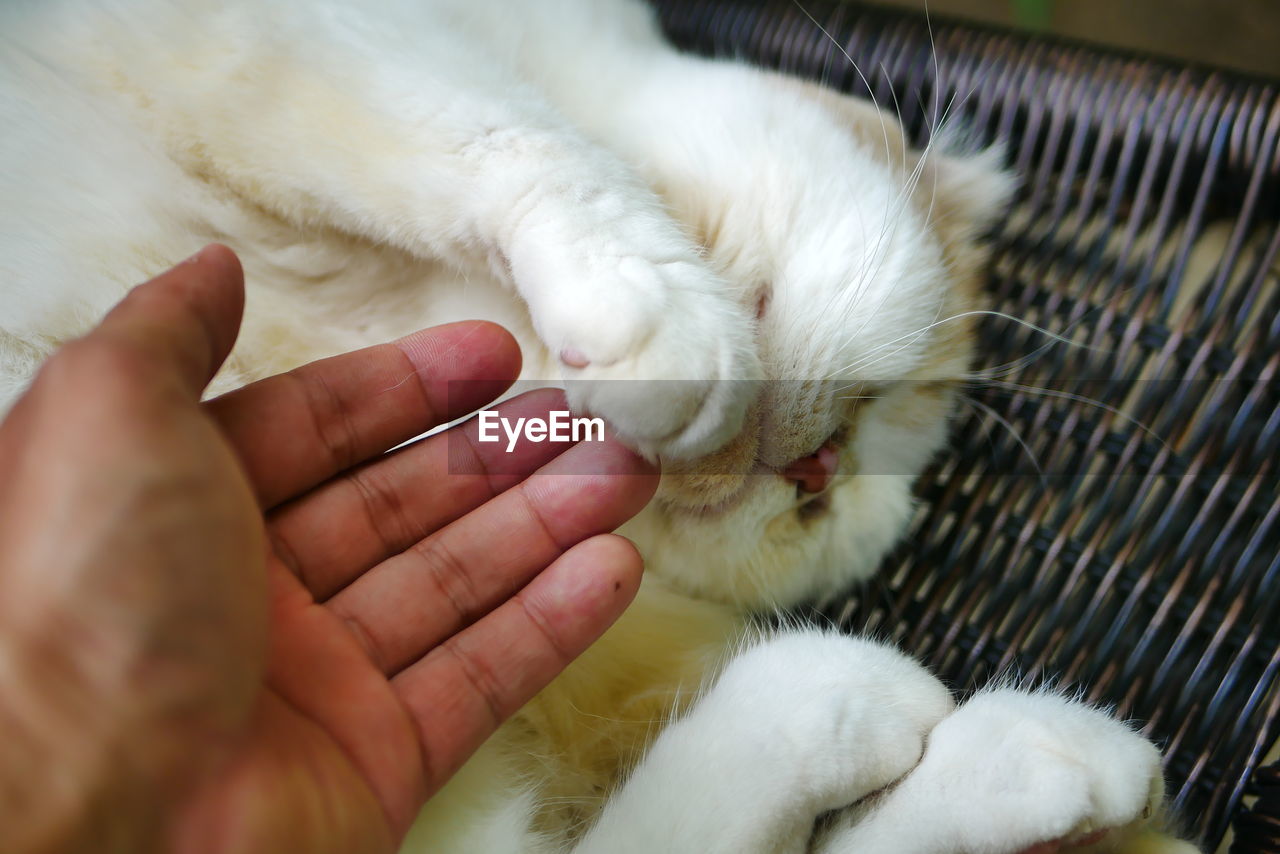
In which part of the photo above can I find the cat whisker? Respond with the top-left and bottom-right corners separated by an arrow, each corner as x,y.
970,378 -> 1175,457
791,0 -> 981,356
790,0 -> 907,330
845,78 -> 954,330
961,393 -> 1048,485
838,79 -> 986,355
961,303 -> 1108,381
790,0 -> 895,181
833,308 -> 1102,380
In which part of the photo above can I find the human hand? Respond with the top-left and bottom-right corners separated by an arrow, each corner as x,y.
0,245 -> 658,854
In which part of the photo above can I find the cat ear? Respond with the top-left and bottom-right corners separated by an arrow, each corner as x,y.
921,141 -> 1017,239
763,73 -> 1015,235
762,74 -> 912,170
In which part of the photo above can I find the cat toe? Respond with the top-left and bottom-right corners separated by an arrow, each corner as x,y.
908,689 -> 1174,854
700,632 -> 954,811
557,259 -> 760,460
503,185 -> 762,459
812,688 -> 1193,854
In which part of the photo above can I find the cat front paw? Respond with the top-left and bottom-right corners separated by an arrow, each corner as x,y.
933,690 -> 1167,853
504,186 -> 760,460
559,256 -> 759,461
818,689 -> 1186,854
699,632 -> 955,812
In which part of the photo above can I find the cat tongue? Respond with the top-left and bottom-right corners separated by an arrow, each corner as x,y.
781,443 -> 839,493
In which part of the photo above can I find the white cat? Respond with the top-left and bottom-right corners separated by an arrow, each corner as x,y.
0,0 -> 1200,851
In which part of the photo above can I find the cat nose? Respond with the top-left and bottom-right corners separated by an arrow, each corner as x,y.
781,442 -> 840,493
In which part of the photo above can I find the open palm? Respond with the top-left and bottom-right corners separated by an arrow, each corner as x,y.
189,325 -> 655,853
0,246 -> 655,854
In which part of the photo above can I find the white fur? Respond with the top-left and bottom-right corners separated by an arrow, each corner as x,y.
0,1 -> 1193,852
576,632 -> 955,854
814,689 -> 1176,854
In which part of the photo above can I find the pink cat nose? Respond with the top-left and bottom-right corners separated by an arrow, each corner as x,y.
781,442 -> 840,493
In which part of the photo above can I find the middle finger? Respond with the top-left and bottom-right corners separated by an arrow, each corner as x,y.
326,435 -> 658,675
268,388 -> 575,601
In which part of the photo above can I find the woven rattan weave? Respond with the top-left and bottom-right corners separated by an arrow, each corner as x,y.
650,1 -> 1280,850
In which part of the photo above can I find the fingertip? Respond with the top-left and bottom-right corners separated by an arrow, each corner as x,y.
192,241 -> 244,306
565,432 -> 662,502
531,533 -> 645,635
93,243 -> 247,394
395,321 -> 523,419
443,320 -> 523,379
577,532 -> 645,583
517,435 -> 660,550
601,430 -> 662,484
459,320 -> 522,374
185,243 -> 246,355
192,242 -> 244,281
589,533 -> 645,606
396,320 -> 522,379
554,431 -> 662,479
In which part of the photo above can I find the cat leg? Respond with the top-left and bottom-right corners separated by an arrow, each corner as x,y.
469,125 -> 761,460
62,0 -> 759,458
400,737 -> 560,854
450,114 -> 760,460
572,631 -> 954,854
813,689 -> 1201,854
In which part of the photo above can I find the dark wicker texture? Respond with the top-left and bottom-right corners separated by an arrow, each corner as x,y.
652,1 -> 1280,850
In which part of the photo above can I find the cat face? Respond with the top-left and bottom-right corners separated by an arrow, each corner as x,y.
622,78 -> 1012,608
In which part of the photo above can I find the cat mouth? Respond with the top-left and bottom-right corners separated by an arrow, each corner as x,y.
779,439 -> 841,494
667,468 -> 769,518
679,474 -> 837,522
795,489 -> 834,522
665,430 -> 848,518
673,462 -> 841,520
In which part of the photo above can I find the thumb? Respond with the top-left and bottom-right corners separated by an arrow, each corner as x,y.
93,244 -> 245,397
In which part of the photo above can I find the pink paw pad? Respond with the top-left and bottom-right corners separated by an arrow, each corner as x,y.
560,348 -> 590,369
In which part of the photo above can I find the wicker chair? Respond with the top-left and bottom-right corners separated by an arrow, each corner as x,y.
650,2 -> 1280,851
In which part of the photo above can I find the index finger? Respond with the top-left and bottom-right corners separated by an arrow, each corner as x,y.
207,321 -> 521,508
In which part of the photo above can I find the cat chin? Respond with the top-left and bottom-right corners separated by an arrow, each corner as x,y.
655,468 -> 774,518
665,455 -> 849,512
655,470 -> 836,529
